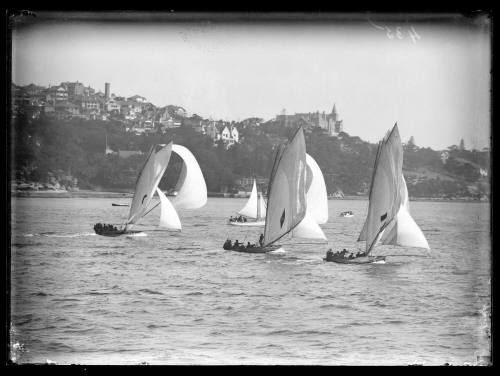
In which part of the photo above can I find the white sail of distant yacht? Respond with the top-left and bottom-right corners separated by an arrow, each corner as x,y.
358,123 -> 430,257
292,153 -> 328,240
262,126 -> 308,247
230,179 -> 267,226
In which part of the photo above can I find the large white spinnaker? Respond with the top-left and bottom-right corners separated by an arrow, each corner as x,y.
263,127 -> 307,247
292,211 -> 327,240
238,180 -> 259,218
157,187 -> 182,231
125,142 -> 173,231
291,153 -> 328,240
304,154 -> 329,224
169,144 -> 207,210
378,176 -> 430,249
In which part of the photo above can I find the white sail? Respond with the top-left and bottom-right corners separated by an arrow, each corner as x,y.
263,127 -> 307,247
169,144 -> 207,210
360,124 -> 430,254
305,154 -> 329,224
126,142 -> 173,230
156,187 -> 182,231
292,210 -> 327,240
258,193 -> 267,219
238,180 -> 259,218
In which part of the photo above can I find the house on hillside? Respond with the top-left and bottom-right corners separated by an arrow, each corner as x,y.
127,95 -> 147,103
55,101 -> 80,116
220,125 -> 239,148
61,81 -> 85,101
47,86 -> 68,103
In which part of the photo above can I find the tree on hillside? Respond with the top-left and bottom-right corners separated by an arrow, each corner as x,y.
406,136 -> 417,151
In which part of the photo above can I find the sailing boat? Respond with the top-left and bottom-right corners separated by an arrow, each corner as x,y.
325,123 -> 430,264
228,179 -> 267,226
94,142 -> 207,236
223,126 -> 308,253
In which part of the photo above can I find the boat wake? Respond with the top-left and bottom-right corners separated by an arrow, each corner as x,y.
126,232 -> 147,237
269,247 -> 286,254
23,232 -> 96,238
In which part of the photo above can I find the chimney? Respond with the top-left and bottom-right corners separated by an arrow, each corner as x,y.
105,83 -> 110,100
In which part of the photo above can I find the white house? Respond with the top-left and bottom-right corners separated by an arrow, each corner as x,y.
220,125 -> 239,148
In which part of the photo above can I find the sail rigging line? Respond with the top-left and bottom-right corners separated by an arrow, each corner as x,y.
142,200 -> 161,218
366,219 -> 391,256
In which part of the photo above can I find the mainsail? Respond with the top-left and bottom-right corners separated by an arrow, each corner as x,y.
125,142 -> 173,231
238,180 -> 267,220
263,127 -> 307,247
169,144 -> 207,210
359,124 -> 429,254
258,193 -> 267,219
291,153 -> 328,240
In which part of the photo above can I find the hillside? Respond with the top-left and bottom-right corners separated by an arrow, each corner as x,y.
9,114 -> 490,200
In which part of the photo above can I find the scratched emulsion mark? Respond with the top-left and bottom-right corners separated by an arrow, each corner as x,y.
367,19 -> 422,44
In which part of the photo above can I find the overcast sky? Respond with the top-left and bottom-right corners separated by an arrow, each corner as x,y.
11,13 -> 491,150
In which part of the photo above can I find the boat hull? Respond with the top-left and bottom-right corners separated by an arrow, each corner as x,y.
228,220 -> 265,227
112,203 -> 129,207
228,245 -> 282,253
94,229 -> 142,237
324,255 -> 386,264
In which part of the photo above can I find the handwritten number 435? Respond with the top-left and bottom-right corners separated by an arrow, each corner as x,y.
371,22 -> 421,43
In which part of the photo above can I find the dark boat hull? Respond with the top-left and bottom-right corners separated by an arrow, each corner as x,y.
111,203 -> 129,207
324,255 -> 386,264
94,229 -> 142,237
228,245 -> 283,253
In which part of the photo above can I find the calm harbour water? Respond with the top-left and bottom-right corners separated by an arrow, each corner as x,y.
10,197 -> 491,365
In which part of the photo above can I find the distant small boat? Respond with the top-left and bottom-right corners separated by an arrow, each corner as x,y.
112,203 -> 129,207
228,179 -> 266,227
339,211 -> 354,217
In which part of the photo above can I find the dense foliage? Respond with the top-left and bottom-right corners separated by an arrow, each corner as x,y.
10,115 -> 490,198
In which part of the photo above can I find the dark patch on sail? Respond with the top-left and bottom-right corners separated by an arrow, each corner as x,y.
380,212 -> 387,222
280,209 -> 286,228
141,194 -> 147,204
